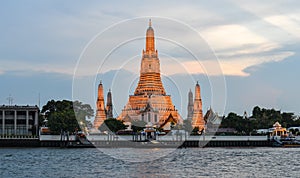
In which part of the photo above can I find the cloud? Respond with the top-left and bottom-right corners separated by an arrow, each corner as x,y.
219,51 -> 294,76
200,24 -> 271,51
156,51 -> 294,77
1,1 -> 298,79
196,23 -> 295,76
1,0 -> 300,116
264,14 -> 300,39
0,59 -> 75,76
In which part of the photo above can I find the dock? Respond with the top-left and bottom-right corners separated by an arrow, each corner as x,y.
0,135 -> 285,148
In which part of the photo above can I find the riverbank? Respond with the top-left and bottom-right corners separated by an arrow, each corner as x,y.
0,135 -> 277,148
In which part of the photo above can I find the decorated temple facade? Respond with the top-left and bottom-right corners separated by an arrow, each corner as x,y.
106,89 -> 113,119
191,82 -> 205,130
117,20 -> 182,127
187,89 -> 194,121
94,81 -> 106,129
93,82 -> 114,129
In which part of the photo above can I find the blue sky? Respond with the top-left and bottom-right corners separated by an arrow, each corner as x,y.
0,1 -> 299,118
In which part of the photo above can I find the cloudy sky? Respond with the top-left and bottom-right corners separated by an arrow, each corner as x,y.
0,1 -> 299,118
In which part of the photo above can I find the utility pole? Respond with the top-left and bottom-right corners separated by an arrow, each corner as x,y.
6,94 -> 13,105
38,93 -> 41,108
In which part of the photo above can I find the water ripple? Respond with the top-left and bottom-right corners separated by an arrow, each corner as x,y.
0,147 -> 299,177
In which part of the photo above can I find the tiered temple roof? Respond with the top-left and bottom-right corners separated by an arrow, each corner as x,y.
117,20 -> 182,127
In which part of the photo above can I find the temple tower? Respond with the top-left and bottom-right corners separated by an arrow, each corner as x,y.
94,81 -> 107,129
187,89 -> 193,120
118,20 -> 182,127
191,82 -> 205,130
134,19 -> 165,96
106,89 -> 113,119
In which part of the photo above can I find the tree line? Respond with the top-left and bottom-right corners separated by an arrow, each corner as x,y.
220,106 -> 300,135
41,100 -> 94,134
40,100 -> 300,135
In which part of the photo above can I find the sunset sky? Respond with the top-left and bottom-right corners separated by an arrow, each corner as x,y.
0,1 -> 299,117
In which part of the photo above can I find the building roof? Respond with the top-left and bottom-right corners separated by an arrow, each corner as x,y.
159,114 -> 176,128
0,105 -> 39,110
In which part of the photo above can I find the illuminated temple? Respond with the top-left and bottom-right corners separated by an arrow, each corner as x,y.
191,82 -> 205,130
117,20 -> 182,127
94,81 -> 113,129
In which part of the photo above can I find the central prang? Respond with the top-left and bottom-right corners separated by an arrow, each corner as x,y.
117,20 -> 182,129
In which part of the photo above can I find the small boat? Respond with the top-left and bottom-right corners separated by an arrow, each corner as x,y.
282,141 -> 300,147
271,134 -> 300,147
281,136 -> 300,147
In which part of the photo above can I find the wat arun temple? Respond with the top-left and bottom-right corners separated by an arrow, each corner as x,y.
94,20 -> 205,131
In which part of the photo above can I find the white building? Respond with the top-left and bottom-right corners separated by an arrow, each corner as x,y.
0,105 -> 39,136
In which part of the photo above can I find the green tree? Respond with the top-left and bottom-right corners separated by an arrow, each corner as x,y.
41,100 -> 93,134
183,119 -> 193,133
191,127 -> 200,135
295,128 -> 299,136
252,106 -> 261,119
220,112 -> 254,135
131,120 -> 147,132
289,128 -> 295,135
73,100 -> 94,129
220,106 -> 297,135
99,118 -> 127,133
251,107 -> 295,129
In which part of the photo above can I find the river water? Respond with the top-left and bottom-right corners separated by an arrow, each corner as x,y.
1,147 -> 299,177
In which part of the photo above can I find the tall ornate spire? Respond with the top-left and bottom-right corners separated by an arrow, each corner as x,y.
106,89 -> 113,119
195,81 -> 201,100
94,81 -> 106,129
117,20 -> 182,127
135,20 -> 165,95
146,19 -> 155,53
97,80 -> 104,109
192,82 -> 205,130
187,89 -> 193,120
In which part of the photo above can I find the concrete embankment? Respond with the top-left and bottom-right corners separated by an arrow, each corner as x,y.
0,138 -> 40,147
0,135 -> 276,148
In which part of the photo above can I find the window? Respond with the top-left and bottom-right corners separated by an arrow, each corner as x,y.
148,113 -> 151,122
154,114 -> 158,123
4,125 -> 14,135
16,125 -> 26,135
141,114 -> 144,121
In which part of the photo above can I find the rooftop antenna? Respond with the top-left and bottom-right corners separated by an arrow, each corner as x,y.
6,94 -> 13,105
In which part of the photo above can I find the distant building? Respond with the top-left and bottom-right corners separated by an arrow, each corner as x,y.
191,82 -> 205,130
187,89 -> 193,120
270,121 -> 288,137
0,105 -> 39,135
93,81 -> 114,130
106,89 -> 113,119
94,81 -> 107,129
204,108 -> 223,133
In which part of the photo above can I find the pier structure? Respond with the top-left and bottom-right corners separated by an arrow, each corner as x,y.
0,134 -> 278,148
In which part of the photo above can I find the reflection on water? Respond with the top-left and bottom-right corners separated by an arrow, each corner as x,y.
1,147 -> 300,177
97,148 -> 176,162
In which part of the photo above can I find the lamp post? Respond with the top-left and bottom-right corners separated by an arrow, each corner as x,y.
203,126 -> 206,141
